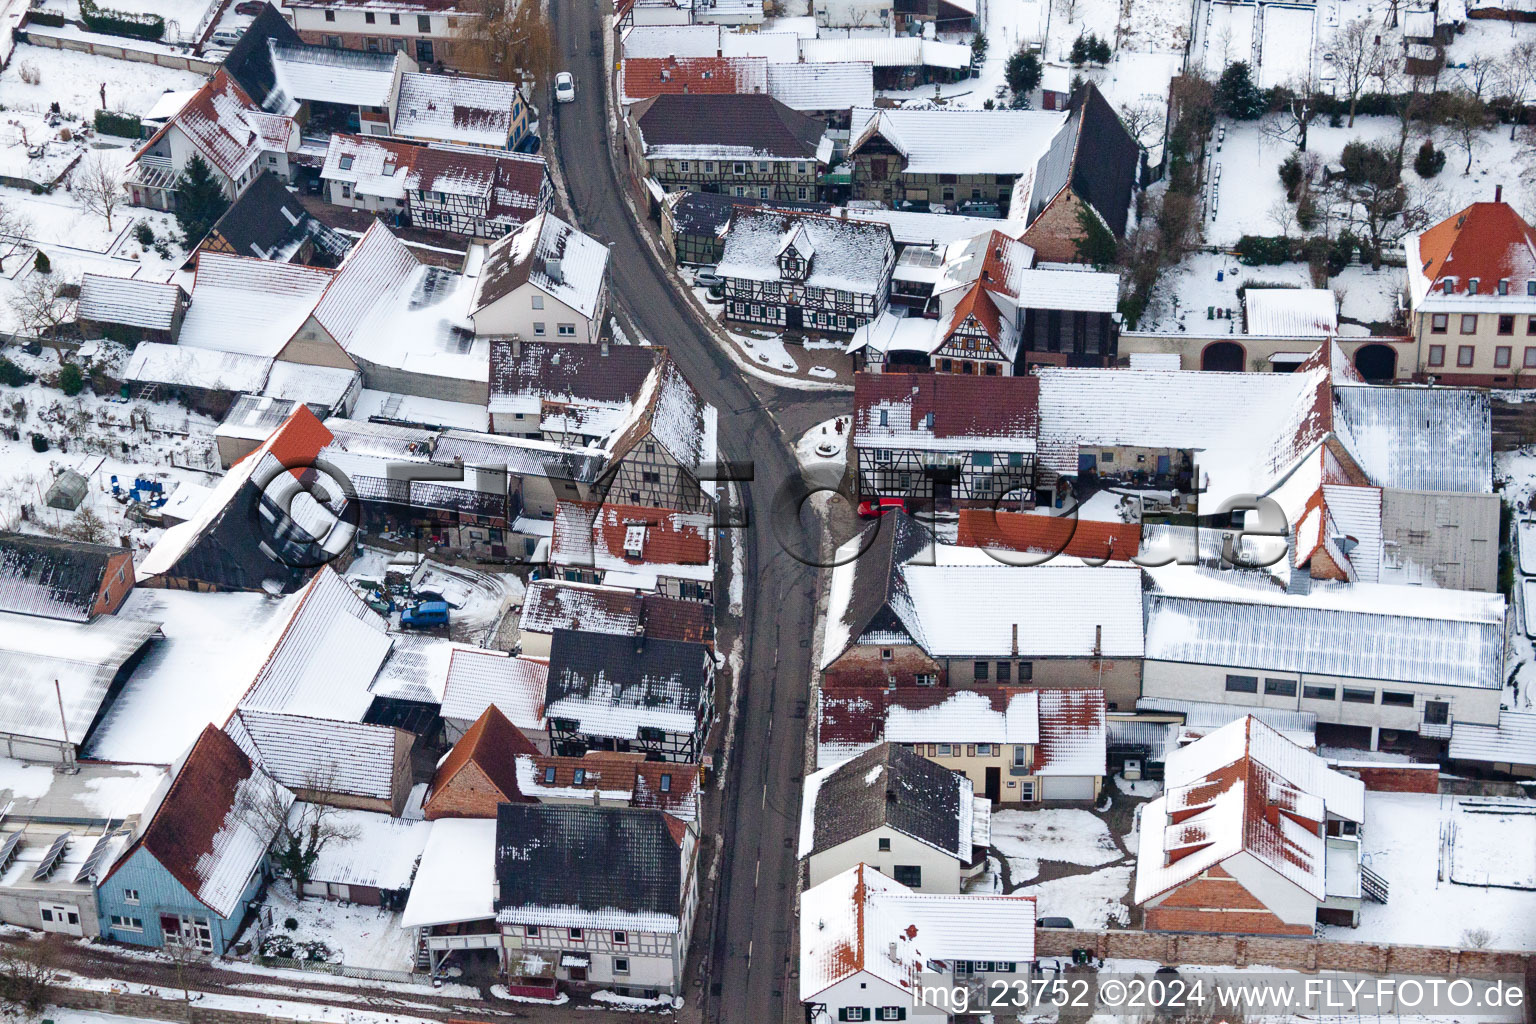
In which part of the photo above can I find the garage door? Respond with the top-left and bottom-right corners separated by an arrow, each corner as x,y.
1040,776 -> 1095,801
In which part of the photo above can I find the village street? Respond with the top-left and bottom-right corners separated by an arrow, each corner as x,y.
543,5 -> 847,1024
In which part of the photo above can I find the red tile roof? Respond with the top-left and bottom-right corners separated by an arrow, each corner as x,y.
555,500 -> 711,569
428,704 -> 540,815
622,57 -> 767,100
1416,202 -> 1536,294
955,508 -> 1140,562
943,279 -> 1004,342
852,371 -> 1041,444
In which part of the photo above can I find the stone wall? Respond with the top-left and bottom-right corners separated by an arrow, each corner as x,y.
1034,928 -> 1535,979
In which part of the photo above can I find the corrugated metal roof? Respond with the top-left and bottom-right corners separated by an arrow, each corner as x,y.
1244,288 -> 1338,337
0,613 -> 161,744
77,275 -> 182,330
1449,710 -> 1536,767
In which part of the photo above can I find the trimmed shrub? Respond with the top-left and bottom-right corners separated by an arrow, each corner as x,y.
79,0 -> 165,41
133,222 -> 154,247
1414,138 -> 1446,178
30,433 -> 47,453
93,109 -> 142,139
1235,234 -> 1302,265
57,363 -> 83,396
32,251 -> 49,274
26,10 -> 65,27
0,357 -> 33,387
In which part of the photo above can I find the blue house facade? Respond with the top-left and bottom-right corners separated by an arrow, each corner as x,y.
96,846 -> 268,955
97,724 -> 292,954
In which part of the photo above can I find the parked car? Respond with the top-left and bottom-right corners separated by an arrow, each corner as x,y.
1037,917 -> 1075,929
958,200 -> 1003,218
695,267 -> 723,288
857,497 -> 905,518
209,28 -> 243,47
400,600 -> 450,629
234,1 -> 265,13
555,72 -> 576,103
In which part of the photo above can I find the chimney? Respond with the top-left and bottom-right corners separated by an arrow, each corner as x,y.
1093,624 -> 1102,658
1496,184 -> 1504,203
1011,623 -> 1019,657
1285,531 -> 1312,595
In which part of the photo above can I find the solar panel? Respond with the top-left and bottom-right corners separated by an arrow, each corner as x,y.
0,832 -> 23,875
73,831 -> 121,885
31,832 -> 70,882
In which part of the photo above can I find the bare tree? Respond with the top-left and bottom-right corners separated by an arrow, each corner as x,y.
71,154 -> 126,233
8,274 -> 71,341
463,0 -> 553,85
1055,0 -> 1080,25
1269,198 -> 1298,237
1438,90 -> 1494,173
1380,60 -> 1438,169
1262,71 -> 1324,150
1455,51 -> 1501,99
1333,18 -> 1388,127
0,203 -> 32,275
1499,40 -> 1536,140
1118,101 -> 1165,148
0,936 -> 63,1020
238,774 -> 359,898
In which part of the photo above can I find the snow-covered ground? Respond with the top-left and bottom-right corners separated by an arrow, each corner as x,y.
989,807 -> 1124,883
794,415 -> 851,470
246,882 -> 420,975
1017,863 -> 1133,928
1139,251 -> 1312,334
0,42 -> 206,118
33,0 -> 219,44
1323,791 -> 1536,950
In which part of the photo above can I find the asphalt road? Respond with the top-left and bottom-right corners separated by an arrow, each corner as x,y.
544,7 -> 841,1023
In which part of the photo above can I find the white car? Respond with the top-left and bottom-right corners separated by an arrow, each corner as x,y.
555,72 -> 575,103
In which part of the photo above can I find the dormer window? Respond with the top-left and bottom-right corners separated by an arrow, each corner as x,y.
879,409 -> 889,426
1469,277 -> 1480,294
1443,278 -> 1456,295
339,155 -> 354,170
1527,280 -> 1535,296
923,412 -> 935,429
1499,279 -> 1510,295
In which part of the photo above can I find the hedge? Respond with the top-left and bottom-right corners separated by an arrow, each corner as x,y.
25,10 -> 65,27
78,0 -> 165,41
1234,234 -> 1304,266
93,109 -> 141,138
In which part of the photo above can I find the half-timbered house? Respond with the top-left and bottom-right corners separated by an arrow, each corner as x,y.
595,358 -> 720,514
850,372 -> 1041,508
544,629 -> 715,763
548,500 -> 715,602
716,209 -> 894,334
495,804 -> 700,995
625,93 -> 830,202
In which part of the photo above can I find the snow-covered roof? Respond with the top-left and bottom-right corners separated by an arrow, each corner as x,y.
123,342 -> 271,393
270,41 -> 402,107
620,55 -> 768,103
312,219 -> 420,349
602,357 -> 718,489
77,274 -> 183,331
1332,384 -> 1492,494
801,36 -> 971,69
111,724 -> 292,920
545,628 -> 711,740
302,805 -> 430,889
1449,710 -> 1536,767
321,133 -> 413,199
1407,201 -> 1536,309
1143,581 -> 1506,690
237,566 -> 392,723
621,24 -> 722,59
766,60 -> 874,111
839,207 -> 1013,247
799,863 -> 1035,1000
137,69 -> 289,183
439,648 -> 547,730
473,211 -> 608,320
262,360 -> 360,409
394,72 -> 521,148
0,612 -> 161,745
849,106 -> 1064,175
1014,267 -> 1120,313
1134,716 -> 1364,907
718,208 -> 892,295
178,252 -> 336,358
852,372 -> 1039,453
401,817 -> 497,927
550,500 -> 714,585
1244,288 -> 1338,337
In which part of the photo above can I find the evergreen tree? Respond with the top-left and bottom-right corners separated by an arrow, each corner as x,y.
1004,46 -> 1042,102
174,154 -> 229,245
1216,61 -> 1265,119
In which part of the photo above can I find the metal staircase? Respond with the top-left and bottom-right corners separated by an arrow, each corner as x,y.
1360,861 -> 1389,903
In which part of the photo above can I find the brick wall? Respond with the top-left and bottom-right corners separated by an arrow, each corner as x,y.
1338,763 -> 1441,793
423,762 -> 513,820
1033,928 -> 1535,978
